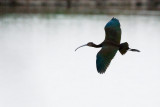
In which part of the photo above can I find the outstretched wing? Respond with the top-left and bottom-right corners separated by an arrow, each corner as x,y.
104,17 -> 121,44
96,46 -> 118,74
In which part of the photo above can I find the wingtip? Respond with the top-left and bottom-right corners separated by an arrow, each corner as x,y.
97,69 -> 106,74
98,71 -> 105,74
111,17 -> 119,21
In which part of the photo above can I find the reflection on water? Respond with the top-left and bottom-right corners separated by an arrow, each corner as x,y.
0,14 -> 160,107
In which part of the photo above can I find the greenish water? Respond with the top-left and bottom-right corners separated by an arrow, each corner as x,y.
0,14 -> 160,107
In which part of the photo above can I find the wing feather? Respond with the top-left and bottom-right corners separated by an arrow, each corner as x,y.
96,46 -> 118,74
104,18 -> 121,44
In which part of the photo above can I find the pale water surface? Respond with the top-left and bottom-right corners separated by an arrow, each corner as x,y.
0,14 -> 160,107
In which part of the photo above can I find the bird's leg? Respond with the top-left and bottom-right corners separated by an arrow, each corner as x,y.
129,48 -> 140,52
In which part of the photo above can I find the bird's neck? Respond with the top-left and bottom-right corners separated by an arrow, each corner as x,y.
91,43 -> 102,48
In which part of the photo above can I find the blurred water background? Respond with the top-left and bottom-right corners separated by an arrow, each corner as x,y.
0,0 -> 160,107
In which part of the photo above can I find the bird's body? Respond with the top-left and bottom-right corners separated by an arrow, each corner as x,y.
75,17 -> 140,74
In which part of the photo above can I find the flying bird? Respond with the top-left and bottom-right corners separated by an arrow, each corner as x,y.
75,17 -> 140,74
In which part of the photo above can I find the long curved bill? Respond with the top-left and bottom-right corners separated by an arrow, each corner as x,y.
75,44 -> 87,51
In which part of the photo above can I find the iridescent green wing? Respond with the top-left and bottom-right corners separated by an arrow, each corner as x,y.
96,46 -> 118,74
104,18 -> 121,44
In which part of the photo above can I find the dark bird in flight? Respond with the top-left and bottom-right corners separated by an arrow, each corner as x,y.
75,17 -> 140,74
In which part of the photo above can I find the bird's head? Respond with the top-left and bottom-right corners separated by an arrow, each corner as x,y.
87,42 -> 94,47
75,42 -> 95,51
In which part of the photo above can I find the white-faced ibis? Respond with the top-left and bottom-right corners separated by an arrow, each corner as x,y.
75,17 -> 140,74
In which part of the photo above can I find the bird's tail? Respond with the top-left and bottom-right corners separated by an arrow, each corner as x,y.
119,42 -> 129,55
